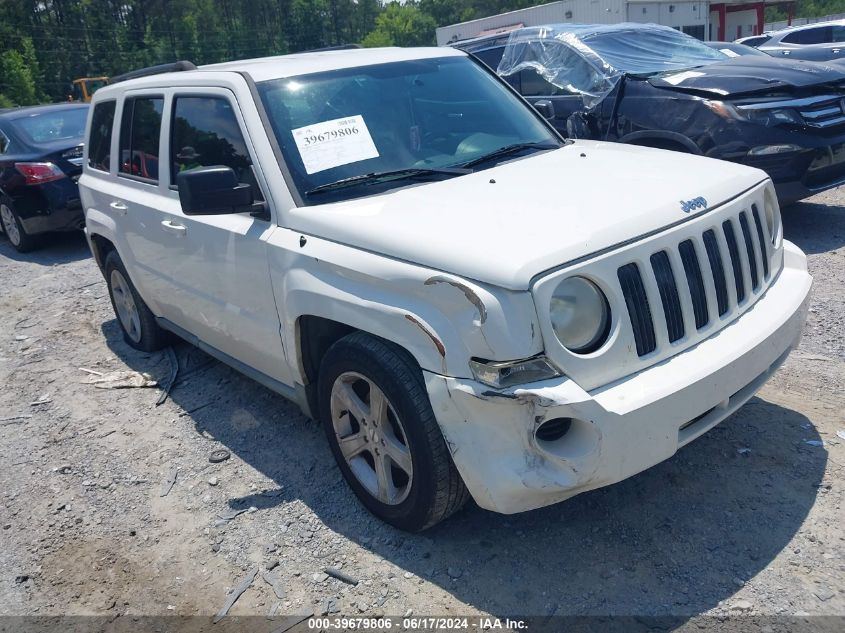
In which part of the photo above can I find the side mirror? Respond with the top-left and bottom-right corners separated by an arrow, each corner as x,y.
533,99 -> 555,120
176,166 -> 253,215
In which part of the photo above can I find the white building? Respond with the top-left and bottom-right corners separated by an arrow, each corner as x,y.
435,0 -> 790,45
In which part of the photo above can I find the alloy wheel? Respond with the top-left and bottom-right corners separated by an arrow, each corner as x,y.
0,204 -> 21,246
330,371 -> 413,505
110,269 -> 142,343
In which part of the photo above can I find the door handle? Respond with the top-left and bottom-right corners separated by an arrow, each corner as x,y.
109,201 -> 128,215
161,220 -> 187,236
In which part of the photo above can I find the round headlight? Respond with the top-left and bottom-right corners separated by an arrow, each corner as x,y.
550,277 -> 610,354
764,196 -> 779,245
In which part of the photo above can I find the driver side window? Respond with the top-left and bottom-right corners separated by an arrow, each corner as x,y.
170,95 -> 264,201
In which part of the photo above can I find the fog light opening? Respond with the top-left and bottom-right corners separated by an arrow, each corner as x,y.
535,417 -> 573,442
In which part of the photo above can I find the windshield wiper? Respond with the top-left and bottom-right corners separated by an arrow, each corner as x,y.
459,142 -> 559,169
305,167 -> 471,196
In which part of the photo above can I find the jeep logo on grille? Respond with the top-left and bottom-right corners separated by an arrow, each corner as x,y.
680,196 -> 708,213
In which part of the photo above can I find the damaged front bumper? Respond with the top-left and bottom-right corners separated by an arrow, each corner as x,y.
424,241 -> 812,514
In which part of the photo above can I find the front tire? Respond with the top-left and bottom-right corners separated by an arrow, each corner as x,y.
0,201 -> 38,253
104,251 -> 170,352
318,332 -> 469,531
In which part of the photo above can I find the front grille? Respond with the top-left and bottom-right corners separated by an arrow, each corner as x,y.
618,208 -> 774,357
796,96 -> 845,129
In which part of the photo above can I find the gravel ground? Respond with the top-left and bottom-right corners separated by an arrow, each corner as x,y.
0,188 -> 843,629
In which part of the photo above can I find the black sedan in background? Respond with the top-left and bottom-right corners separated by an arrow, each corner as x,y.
456,24 -> 845,205
0,103 -> 88,252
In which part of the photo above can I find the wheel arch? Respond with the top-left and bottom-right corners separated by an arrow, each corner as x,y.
89,232 -> 117,273
620,130 -> 702,155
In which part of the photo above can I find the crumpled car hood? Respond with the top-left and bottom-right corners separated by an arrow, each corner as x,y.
649,56 -> 845,97
287,141 -> 768,290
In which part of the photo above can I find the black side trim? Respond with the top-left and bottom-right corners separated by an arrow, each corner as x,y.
155,317 -> 308,414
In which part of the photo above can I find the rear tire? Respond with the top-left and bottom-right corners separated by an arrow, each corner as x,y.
104,251 -> 170,352
318,332 -> 469,531
0,201 -> 39,253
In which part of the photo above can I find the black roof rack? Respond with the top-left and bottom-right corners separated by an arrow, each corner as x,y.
110,60 -> 197,85
302,44 -> 361,53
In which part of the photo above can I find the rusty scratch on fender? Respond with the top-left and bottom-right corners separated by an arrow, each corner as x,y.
405,314 -> 446,358
424,276 -> 488,323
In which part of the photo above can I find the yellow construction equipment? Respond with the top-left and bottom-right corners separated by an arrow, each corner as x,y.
71,77 -> 109,102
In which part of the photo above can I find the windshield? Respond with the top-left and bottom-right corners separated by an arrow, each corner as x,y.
257,56 -> 560,204
11,107 -> 88,144
498,23 -> 728,106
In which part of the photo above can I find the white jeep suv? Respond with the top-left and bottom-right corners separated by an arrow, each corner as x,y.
79,47 -> 812,531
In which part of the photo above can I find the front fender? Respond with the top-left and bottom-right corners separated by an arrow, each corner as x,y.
265,228 -> 544,381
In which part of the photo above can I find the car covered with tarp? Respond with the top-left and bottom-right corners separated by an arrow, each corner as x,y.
455,23 -> 845,204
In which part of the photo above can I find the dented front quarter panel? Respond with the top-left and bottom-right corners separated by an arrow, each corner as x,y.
264,227 -> 543,382
424,246 -> 810,514
424,372 -> 610,513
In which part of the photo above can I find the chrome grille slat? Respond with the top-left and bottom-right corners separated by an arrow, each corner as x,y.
800,106 -> 841,120
805,115 -> 845,129
619,207 -> 775,357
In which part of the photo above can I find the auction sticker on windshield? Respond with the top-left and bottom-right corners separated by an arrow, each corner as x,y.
292,115 -> 379,174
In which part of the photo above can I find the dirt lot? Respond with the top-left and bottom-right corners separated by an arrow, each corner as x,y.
1,189 -> 843,630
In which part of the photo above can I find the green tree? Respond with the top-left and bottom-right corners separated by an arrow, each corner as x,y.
1,48 -> 38,105
361,2 -> 437,47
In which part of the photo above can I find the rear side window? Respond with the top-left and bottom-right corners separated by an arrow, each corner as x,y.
743,36 -> 771,47
0,127 -> 9,154
119,96 -> 163,182
88,101 -> 115,171
170,96 -> 252,182
472,47 -> 506,70
519,68 -> 572,96
782,26 -> 832,45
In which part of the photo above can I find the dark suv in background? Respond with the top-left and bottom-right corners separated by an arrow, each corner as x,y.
0,102 -> 89,252
456,23 -> 845,205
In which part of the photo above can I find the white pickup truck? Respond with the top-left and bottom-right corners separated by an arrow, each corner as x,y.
79,47 -> 812,530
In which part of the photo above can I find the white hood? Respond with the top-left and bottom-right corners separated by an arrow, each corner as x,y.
287,141 -> 767,290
